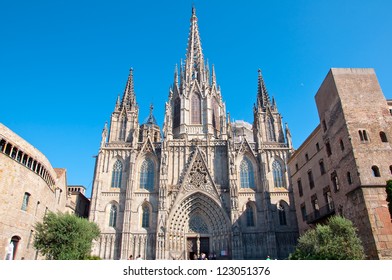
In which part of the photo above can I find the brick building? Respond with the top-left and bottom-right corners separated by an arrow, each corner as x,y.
288,68 -> 392,259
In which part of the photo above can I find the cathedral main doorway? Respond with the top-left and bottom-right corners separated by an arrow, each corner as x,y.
187,236 -> 210,260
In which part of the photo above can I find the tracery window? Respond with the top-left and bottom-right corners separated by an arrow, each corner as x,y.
191,94 -> 201,124
142,205 -> 150,228
272,160 -> 284,188
212,98 -> 220,131
111,160 -> 122,188
267,117 -> 276,142
240,157 -> 255,189
278,202 -> 287,226
189,215 -> 208,233
173,98 -> 181,128
119,116 -> 127,141
109,205 -> 117,227
140,159 -> 154,191
246,204 -> 255,227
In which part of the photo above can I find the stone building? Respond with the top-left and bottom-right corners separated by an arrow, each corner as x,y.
288,68 -> 392,259
0,123 -> 69,260
89,8 -> 298,260
66,185 -> 90,218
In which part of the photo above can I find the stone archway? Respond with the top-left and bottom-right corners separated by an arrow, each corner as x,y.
166,192 -> 231,260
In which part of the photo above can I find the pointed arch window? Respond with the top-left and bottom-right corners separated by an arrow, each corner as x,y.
380,131 -> 388,142
212,98 -> 220,132
191,94 -> 201,124
140,159 -> 154,191
173,98 -> 181,129
246,204 -> 255,227
278,202 -> 287,226
267,117 -> 276,142
111,160 -> 123,188
109,205 -> 117,227
142,205 -> 150,228
272,160 -> 284,188
372,165 -> 381,177
119,116 -> 127,141
240,157 -> 255,189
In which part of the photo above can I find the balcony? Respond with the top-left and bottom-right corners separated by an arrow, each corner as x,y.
306,202 -> 335,224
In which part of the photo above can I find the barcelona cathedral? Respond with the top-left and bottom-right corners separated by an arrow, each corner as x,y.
89,8 -> 299,260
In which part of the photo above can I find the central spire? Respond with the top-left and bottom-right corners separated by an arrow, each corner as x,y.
185,6 -> 206,84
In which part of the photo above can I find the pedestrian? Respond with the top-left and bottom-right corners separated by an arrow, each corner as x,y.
266,255 -> 271,260
128,255 -> 133,260
136,254 -> 143,260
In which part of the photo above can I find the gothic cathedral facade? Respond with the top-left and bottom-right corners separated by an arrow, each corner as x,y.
89,8 -> 298,260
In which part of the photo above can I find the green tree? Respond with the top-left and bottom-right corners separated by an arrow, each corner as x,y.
289,216 -> 365,260
34,212 -> 100,260
386,180 -> 392,219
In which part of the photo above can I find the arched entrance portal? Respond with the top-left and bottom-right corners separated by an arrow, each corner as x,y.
166,192 -> 231,260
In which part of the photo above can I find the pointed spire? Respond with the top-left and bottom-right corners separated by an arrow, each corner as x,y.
257,69 -> 271,109
174,64 -> 179,86
211,64 -> 216,85
185,6 -> 205,84
115,94 -> 121,111
144,103 -> 158,126
121,68 -> 136,110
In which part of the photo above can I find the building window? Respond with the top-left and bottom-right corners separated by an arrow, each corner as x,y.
295,163 -> 299,171
272,160 -> 284,188
173,97 -> 181,128
266,117 -> 276,142
372,165 -> 381,177
311,195 -> 320,217
390,165 -> 392,175
316,142 -> 320,152
359,130 -> 369,142
322,120 -> 327,132
140,158 -> 154,191
347,172 -> 353,185
119,116 -> 127,141
305,153 -> 309,161
212,98 -> 220,132
111,160 -> 123,188
323,187 -> 334,211
191,94 -> 201,124
21,192 -> 30,211
240,157 -> 255,189
339,139 -> 345,151
300,203 -> 306,222
325,141 -> 332,157
319,159 -> 326,175
246,204 -> 255,227
331,171 -> 340,192
142,205 -> 150,228
297,179 -> 303,197
380,131 -> 388,142
109,205 -> 117,227
5,236 -> 21,260
278,202 -> 287,226
308,170 -> 315,189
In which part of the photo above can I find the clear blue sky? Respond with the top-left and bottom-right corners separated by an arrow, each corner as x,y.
1,0 -> 391,197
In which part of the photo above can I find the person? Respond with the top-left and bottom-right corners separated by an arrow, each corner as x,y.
128,255 -> 133,260
266,255 -> 271,260
136,254 -> 143,260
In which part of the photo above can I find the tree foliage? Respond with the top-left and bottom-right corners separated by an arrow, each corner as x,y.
34,212 -> 100,260
289,216 -> 365,260
386,180 -> 392,219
